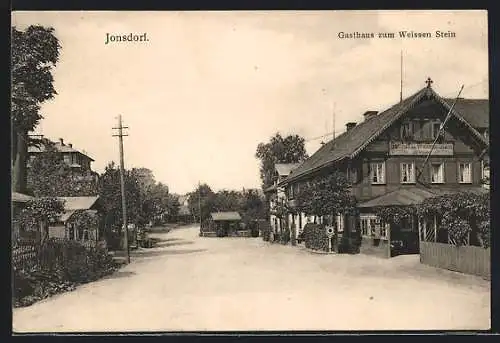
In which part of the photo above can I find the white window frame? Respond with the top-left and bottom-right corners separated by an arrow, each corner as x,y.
336,214 -> 344,233
400,162 -> 416,184
370,162 -> 386,185
458,162 -> 472,184
360,214 -> 387,239
430,162 -> 445,184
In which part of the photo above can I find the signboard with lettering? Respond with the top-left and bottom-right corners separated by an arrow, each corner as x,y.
389,142 -> 453,156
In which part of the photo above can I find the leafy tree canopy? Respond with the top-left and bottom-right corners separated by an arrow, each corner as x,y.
11,25 -> 61,193
255,133 -> 308,190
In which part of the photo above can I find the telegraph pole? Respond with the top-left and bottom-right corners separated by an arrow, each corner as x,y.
198,181 -> 202,226
112,115 -> 130,264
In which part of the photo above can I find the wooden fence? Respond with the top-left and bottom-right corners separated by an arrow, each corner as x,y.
419,241 -> 490,279
12,238 -> 99,271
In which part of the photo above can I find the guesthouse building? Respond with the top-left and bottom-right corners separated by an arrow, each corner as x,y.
279,78 -> 489,258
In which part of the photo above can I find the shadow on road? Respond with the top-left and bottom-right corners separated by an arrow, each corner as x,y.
155,240 -> 194,248
131,248 -> 207,258
103,270 -> 137,280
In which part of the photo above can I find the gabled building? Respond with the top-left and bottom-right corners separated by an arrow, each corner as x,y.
264,163 -> 301,237
279,78 -> 489,257
28,137 -> 95,173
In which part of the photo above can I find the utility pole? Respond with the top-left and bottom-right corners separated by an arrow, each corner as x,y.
112,115 -> 130,264
332,102 -> 336,141
400,50 -> 404,103
198,181 -> 202,226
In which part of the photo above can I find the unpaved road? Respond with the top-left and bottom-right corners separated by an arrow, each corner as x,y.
12,224 -> 490,332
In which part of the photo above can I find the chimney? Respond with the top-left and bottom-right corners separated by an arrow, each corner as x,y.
346,122 -> 357,131
68,143 -> 73,148
59,138 -> 64,145
363,111 -> 378,121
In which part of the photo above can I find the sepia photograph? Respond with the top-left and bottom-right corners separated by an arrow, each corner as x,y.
11,10 -> 490,333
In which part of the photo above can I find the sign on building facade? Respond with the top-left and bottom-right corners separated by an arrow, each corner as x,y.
389,142 -> 454,156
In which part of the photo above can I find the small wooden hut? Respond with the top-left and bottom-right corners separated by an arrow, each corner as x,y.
205,212 -> 244,237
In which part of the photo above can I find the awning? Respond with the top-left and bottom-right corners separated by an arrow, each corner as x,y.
358,187 -> 486,208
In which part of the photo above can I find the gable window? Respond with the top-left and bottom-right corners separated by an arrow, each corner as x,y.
400,121 -> 414,140
430,163 -> 445,184
458,162 -> 472,184
370,162 -> 386,184
400,163 -> 415,184
430,120 -> 443,140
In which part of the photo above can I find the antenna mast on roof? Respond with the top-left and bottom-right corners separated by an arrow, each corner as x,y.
400,50 -> 404,103
332,102 -> 336,140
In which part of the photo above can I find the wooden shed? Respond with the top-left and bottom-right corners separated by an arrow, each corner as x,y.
206,212 -> 244,237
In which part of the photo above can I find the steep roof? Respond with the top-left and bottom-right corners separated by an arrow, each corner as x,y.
210,212 -> 242,221
275,163 -> 301,177
443,98 -> 489,129
282,86 -> 488,185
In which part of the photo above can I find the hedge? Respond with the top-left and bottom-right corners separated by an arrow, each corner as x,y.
303,223 -> 330,252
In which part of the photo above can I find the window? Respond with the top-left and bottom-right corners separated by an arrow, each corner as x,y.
430,120 -> 442,140
347,166 -> 358,183
458,163 -> 472,183
360,215 -> 387,239
400,121 -> 414,140
361,218 -> 369,236
336,214 -> 344,233
63,155 -> 71,164
431,163 -> 444,184
400,163 -> 415,183
370,162 -> 386,184
380,223 -> 389,238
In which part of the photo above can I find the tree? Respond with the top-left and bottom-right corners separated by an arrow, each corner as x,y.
187,183 -> 215,222
12,25 -> 61,193
27,140 -> 98,197
297,172 -> 354,219
212,190 -> 241,212
240,189 -> 266,221
255,133 -> 308,190
98,162 -> 142,232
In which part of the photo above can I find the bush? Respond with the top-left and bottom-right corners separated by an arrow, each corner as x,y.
303,223 -> 330,252
13,238 -> 120,307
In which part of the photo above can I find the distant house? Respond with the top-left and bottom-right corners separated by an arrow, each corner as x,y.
177,194 -> 192,222
263,163 -> 301,238
28,137 -> 97,174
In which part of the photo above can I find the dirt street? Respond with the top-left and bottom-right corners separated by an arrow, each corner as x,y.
12,224 -> 490,332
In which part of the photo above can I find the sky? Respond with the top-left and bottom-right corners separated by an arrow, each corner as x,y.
12,10 -> 488,195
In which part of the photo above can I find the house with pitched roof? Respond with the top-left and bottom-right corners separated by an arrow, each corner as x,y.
279,78 -> 489,258
264,163 -> 301,239
28,137 -> 97,174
